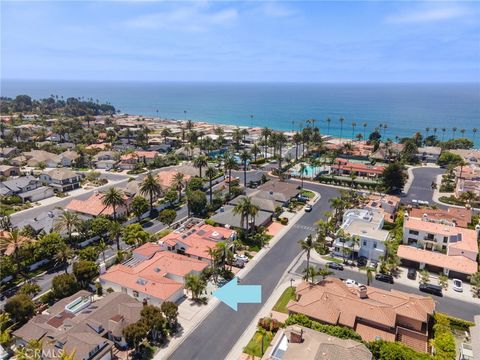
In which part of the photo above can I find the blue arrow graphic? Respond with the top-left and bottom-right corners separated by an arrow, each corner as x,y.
213,278 -> 261,311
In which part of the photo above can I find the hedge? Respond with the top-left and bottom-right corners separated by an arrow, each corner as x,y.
367,340 -> 432,360
436,313 -> 474,332
431,313 -> 456,360
284,314 -> 362,341
315,176 -> 380,190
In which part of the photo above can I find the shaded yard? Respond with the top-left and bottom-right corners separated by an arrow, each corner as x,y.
272,286 -> 295,313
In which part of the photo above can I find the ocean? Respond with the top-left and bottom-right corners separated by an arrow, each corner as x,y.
2,80 -> 479,146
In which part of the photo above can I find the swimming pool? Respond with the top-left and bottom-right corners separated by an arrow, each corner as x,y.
291,164 -> 324,178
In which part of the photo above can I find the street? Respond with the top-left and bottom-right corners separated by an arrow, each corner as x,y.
401,167 -> 445,206
168,182 -> 340,360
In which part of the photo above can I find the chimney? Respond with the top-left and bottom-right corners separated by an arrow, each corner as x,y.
357,285 -> 368,299
289,326 -> 303,343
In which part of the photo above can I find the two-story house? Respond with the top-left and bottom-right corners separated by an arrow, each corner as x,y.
0,175 -> 54,202
333,209 -> 390,261
40,168 -> 81,193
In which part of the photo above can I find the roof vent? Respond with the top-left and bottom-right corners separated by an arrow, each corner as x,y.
154,267 -> 161,272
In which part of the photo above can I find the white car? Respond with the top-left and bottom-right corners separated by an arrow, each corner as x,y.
235,254 -> 249,263
345,279 -> 361,286
418,200 -> 430,206
452,279 -> 463,292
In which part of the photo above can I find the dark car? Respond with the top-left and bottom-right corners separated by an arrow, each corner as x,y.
357,257 -> 367,267
327,262 -> 344,271
419,283 -> 443,297
407,268 -> 417,280
375,273 -> 394,284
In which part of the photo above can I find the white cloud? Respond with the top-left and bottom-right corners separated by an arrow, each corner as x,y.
260,2 -> 296,18
385,5 -> 470,24
125,5 -> 238,32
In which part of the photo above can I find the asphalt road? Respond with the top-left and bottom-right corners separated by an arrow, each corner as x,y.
168,182 -> 340,360
401,167 -> 445,206
293,260 -> 479,321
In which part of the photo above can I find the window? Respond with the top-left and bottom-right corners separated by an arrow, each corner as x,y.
133,291 -> 139,298
409,230 -> 419,235
373,242 -> 377,249
363,241 -> 367,246
114,336 -> 122,342
443,237 -> 448,243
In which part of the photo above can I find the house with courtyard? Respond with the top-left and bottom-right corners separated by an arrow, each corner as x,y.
65,191 -> 129,218
13,290 -> 142,360
286,278 -> 435,353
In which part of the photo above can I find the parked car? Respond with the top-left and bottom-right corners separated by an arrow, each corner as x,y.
235,254 -> 249,263
357,257 -> 367,267
304,204 -> 313,212
375,273 -> 394,284
418,200 -> 430,206
368,260 -> 379,270
452,279 -> 463,292
345,279 -> 361,286
327,262 -> 344,270
419,283 -> 443,297
407,268 -> 417,280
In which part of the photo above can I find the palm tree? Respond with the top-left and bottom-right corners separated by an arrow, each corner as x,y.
108,221 -> 123,251
460,128 -> 466,138
224,155 -> 237,197
193,155 -> 208,178
140,172 -> 162,215
14,339 -> 43,360
326,117 -> 331,135
351,122 -> 356,140
54,210 -> 81,245
205,166 -> 216,204
366,268 -> 373,286
261,127 -> 272,158
102,188 -> 125,222
0,230 -> 33,278
97,239 -> 110,264
161,128 -> 172,143
240,150 -> 251,187
452,127 -> 457,140
299,163 -> 307,188
251,143 -> 261,163
317,265 -> 334,281
302,266 -> 318,284
473,128 -> 478,143
172,172 -> 185,201
205,247 -> 221,281
339,117 -> 345,142
298,234 -> 317,270
293,132 -> 302,161
363,122 -> 367,140
184,274 -> 206,301
0,312 -> 13,347
233,196 -> 259,237
441,127 -> 446,141
55,245 -> 74,273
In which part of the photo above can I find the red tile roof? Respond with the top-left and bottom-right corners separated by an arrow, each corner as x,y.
409,207 -> 472,228
66,192 -> 128,217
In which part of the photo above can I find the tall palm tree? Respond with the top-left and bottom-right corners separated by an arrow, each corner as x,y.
161,128 -> 172,143
233,196 -> 259,237
97,239 -> 111,264
363,122 -> 367,140
108,221 -> 123,251
339,117 -> 345,142
240,150 -> 251,187
223,155 -> 237,197
460,129 -> 466,138
425,127 -> 430,141
473,128 -> 478,143
326,117 -> 331,135
298,234 -> 317,270
171,172 -> 185,201
140,172 -> 162,215
205,166 -> 216,204
261,127 -> 272,158
452,127 -> 457,140
54,210 -> 81,245
276,132 -> 287,170
0,230 -> 34,277
293,132 -> 302,161
441,127 -> 446,141
193,155 -> 208,178
251,143 -> 261,162
299,163 -> 307,188
54,245 -> 74,273
102,188 -> 126,222
351,122 -> 356,140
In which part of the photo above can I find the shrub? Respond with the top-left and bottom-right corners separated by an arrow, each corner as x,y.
367,340 -> 431,360
436,313 -> 474,332
431,313 -> 456,360
285,314 -> 362,341
280,217 -> 288,225
258,317 -> 283,333
106,287 -> 115,293
204,218 -> 217,226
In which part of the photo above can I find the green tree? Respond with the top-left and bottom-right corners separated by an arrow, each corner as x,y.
419,269 -> 430,285
185,273 -> 206,301
4,294 -> 35,325
131,196 -> 149,222
35,232 -> 66,260
187,190 -> 207,216
299,163 -> 307,188
90,216 -> 112,238
18,283 -> 41,298
158,208 -> 177,227
193,155 -> 209,178
317,265 -> 334,281
140,305 -> 168,342
122,223 -> 150,247
0,312 -> 13,346
123,321 -> 149,353
187,177 -> 204,192
78,246 -> 100,262
161,301 -> 179,330
302,266 -> 318,284
471,272 -> 480,298
381,162 -> 406,194
52,273 -> 79,299
102,187 -> 126,222
298,234 -> 317,270
233,196 -> 260,239
437,151 -> 464,168
172,172 -> 185,201
164,188 -> 178,206
223,155 -> 237,197
0,229 -> 35,278
205,166 -> 217,204
54,210 -> 81,245
438,274 -> 448,290
108,221 -> 123,251
140,172 -> 162,214
240,150 -> 251,187
73,260 -> 99,288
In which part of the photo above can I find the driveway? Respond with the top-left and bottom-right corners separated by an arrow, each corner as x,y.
402,167 -> 445,206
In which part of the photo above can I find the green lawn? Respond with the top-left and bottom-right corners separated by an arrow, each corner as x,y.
300,189 -> 315,199
272,286 -> 296,313
322,256 -> 342,264
244,330 -> 274,358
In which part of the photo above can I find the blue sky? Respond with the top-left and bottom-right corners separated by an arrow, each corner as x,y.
1,0 -> 479,82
